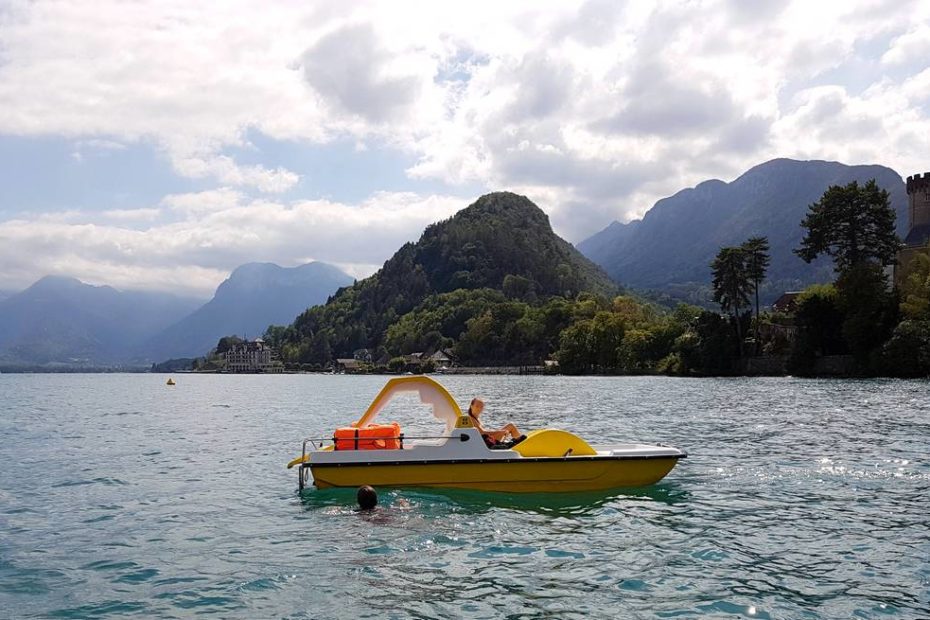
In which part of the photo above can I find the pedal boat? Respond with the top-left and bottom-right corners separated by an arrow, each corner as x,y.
287,376 -> 686,493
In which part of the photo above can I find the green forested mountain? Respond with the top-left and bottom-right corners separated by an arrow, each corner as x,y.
269,192 -> 617,362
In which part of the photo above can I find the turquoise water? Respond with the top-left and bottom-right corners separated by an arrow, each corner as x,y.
0,374 -> 928,618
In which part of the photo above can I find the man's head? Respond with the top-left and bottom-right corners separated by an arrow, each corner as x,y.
357,485 -> 377,510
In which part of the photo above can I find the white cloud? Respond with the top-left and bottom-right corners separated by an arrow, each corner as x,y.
299,23 -> 423,123
0,0 -> 928,287
170,155 -> 300,193
0,191 -> 465,296
882,23 -> 930,67
772,80 -> 930,175
76,139 -> 127,152
401,0 -> 929,237
100,207 -> 162,222
160,188 -> 244,215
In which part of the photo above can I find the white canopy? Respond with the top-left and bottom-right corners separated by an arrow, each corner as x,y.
353,376 -> 464,433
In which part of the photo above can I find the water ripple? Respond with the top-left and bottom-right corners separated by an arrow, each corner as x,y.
0,374 -> 927,618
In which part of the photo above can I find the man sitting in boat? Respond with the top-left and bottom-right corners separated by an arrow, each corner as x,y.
467,398 -> 525,448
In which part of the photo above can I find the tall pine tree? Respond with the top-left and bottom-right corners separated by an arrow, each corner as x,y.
795,179 -> 900,272
712,247 -> 752,357
741,236 -> 770,354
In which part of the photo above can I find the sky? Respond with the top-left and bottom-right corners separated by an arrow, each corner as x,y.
1,0 -> 929,298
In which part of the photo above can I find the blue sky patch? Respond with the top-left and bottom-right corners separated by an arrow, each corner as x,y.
0,135 -> 210,216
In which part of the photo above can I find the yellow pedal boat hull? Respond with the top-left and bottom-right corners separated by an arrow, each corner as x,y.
307,455 -> 681,493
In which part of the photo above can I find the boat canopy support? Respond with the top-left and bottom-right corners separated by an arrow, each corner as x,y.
353,376 -> 463,433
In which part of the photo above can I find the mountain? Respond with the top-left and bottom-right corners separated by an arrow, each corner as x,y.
577,159 -> 908,304
288,191 -> 617,357
145,262 -> 353,360
0,276 -> 202,366
411,191 -> 616,296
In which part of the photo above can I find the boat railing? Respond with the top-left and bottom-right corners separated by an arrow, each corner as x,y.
301,433 -> 471,452
295,432 -> 463,491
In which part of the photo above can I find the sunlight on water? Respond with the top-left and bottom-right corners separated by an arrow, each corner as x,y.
0,374 -> 927,618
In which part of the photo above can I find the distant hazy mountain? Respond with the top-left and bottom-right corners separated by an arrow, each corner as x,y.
146,262 -> 353,360
577,159 -> 908,305
0,276 -> 202,366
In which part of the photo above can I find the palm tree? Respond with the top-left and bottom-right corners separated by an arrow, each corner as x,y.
741,236 -> 770,354
712,247 -> 752,357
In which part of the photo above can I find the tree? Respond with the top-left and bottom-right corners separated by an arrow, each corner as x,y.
787,284 -> 845,375
678,311 -> 741,375
711,246 -> 752,356
502,274 -> 536,302
881,320 -> 930,377
900,248 -> 930,320
215,335 -> 243,355
557,320 -> 594,374
795,179 -> 901,273
835,263 -> 897,368
741,236 -> 770,354
795,180 -> 901,371
618,328 -> 651,372
588,311 -> 625,371
303,331 -> 332,366
263,324 -> 288,347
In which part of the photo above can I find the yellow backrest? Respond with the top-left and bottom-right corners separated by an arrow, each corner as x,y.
512,429 -> 597,457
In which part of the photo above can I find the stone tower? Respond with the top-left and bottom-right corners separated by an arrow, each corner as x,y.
895,172 -> 930,285
905,173 -> 930,248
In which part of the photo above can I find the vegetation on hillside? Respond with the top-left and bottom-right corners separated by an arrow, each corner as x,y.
713,178 -> 929,377
688,179 -> 930,378
258,181 -> 927,378
792,180 -> 903,371
264,286 -> 747,376
882,247 -> 930,376
265,192 -> 617,365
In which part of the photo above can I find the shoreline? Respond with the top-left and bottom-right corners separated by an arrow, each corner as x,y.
2,366 -> 927,379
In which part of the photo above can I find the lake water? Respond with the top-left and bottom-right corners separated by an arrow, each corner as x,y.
0,374 -> 928,619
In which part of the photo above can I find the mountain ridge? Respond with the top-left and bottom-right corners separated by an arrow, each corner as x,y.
0,277 -> 203,366
0,261 -> 353,366
577,158 -> 908,303
144,261 -> 353,360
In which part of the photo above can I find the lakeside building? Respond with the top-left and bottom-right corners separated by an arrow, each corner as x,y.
771,291 -> 802,314
335,358 -> 362,372
332,348 -> 457,373
407,349 -> 457,369
225,338 -> 282,373
352,348 -> 373,363
424,349 -> 456,367
895,172 -> 930,285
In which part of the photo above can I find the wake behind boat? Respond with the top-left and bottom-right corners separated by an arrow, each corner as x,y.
288,376 -> 686,493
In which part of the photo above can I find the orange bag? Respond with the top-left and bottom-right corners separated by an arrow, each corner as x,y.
333,422 -> 402,450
